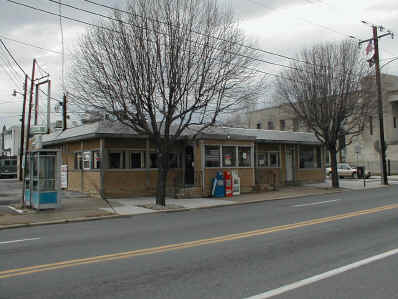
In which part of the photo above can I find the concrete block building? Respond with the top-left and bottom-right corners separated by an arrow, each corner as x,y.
38,120 -> 325,199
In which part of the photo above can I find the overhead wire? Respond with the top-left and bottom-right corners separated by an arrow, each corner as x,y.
78,0 -> 317,67
247,0 -> 361,41
0,34 -> 62,55
0,39 -> 26,76
44,0 -> 304,72
5,0 -> 308,76
0,51 -> 21,88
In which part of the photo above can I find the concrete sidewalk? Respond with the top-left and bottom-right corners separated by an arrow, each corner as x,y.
0,177 -> 393,230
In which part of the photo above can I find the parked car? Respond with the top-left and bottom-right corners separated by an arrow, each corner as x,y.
326,163 -> 371,179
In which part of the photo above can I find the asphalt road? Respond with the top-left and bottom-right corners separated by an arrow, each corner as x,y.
1,185 -> 398,298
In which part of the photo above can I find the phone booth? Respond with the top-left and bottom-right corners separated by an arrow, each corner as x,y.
24,150 -> 61,210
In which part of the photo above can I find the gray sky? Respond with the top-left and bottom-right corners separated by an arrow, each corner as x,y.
1,0 -> 397,128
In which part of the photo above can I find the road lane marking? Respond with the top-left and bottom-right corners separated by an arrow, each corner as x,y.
0,238 -> 40,245
1,203 -> 398,279
292,199 -> 341,207
244,247 -> 398,299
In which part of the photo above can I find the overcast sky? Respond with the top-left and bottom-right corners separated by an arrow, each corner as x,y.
1,0 -> 397,128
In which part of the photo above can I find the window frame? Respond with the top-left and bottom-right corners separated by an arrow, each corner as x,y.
128,151 -> 145,169
82,151 -> 92,170
256,151 -> 281,168
204,144 -> 253,168
238,146 -> 252,168
108,151 -> 124,169
299,145 -> 322,169
205,145 -> 221,168
74,152 -> 83,170
92,150 -> 101,169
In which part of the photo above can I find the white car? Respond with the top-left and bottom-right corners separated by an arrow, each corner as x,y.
326,163 -> 371,179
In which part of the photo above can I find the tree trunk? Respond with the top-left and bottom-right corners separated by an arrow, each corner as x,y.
156,151 -> 170,206
329,147 -> 339,188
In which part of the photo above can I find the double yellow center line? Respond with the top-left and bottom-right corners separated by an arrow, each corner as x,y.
2,203 -> 398,279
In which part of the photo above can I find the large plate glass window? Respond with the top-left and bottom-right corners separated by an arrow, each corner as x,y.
109,152 -> 123,169
83,151 -> 91,170
150,153 -> 158,168
130,152 -> 143,168
93,151 -> 101,169
205,145 -> 220,167
222,146 -> 236,167
74,152 -> 82,169
238,147 -> 251,167
300,145 -> 321,168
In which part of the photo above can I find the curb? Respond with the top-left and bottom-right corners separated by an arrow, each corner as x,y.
0,188 -> 344,230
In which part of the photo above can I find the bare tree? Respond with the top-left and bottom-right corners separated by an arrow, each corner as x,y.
275,40 -> 374,188
68,0 -> 264,205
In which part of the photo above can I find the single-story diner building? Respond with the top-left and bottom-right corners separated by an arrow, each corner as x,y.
39,120 -> 325,198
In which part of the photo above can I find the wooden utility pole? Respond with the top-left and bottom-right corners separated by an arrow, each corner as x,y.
21,59 -> 36,208
62,93 -> 67,131
359,24 -> 393,185
372,26 -> 388,185
18,74 -> 28,181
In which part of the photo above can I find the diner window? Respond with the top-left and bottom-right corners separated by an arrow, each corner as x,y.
74,152 -> 82,169
130,152 -> 143,168
205,145 -> 220,167
293,119 -> 299,131
256,123 -> 262,129
257,152 -> 268,167
256,151 -> 280,168
93,151 -> 101,169
109,152 -> 123,169
222,146 -> 236,167
238,147 -> 251,167
269,152 -> 280,168
280,120 -> 286,131
150,153 -> 158,168
83,151 -> 91,170
300,145 -> 321,168
169,153 -> 178,168
267,121 -> 274,130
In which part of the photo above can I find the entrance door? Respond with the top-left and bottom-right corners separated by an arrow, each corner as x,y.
185,146 -> 194,185
286,150 -> 294,182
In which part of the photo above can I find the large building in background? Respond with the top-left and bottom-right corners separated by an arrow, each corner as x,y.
246,74 -> 398,175
0,125 -> 20,157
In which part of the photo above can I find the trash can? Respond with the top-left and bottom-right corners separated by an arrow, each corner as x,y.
356,166 -> 365,179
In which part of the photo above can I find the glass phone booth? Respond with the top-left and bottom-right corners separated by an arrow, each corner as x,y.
24,150 -> 60,209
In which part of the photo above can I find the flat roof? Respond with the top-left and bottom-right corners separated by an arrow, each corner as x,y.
41,120 -> 321,146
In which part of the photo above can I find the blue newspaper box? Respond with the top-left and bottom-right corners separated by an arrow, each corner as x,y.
212,172 -> 225,198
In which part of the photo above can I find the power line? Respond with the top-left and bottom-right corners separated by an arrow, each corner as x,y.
0,39 -> 26,75
46,0 -> 304,71
247,0 -> 360,40
0,34 -> 62,55
79,0 -> 316,67
0,52 -> 20,88
7,0 -> 305,73
0,50 -> 22,84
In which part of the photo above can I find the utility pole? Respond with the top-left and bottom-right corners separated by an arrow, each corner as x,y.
359,23 -> 394,185
22,59 -> 36,208
18,74 -> 28,181
62,93 -> 67,131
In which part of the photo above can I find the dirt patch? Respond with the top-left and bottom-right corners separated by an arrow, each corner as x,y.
138,203 -> 184,210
